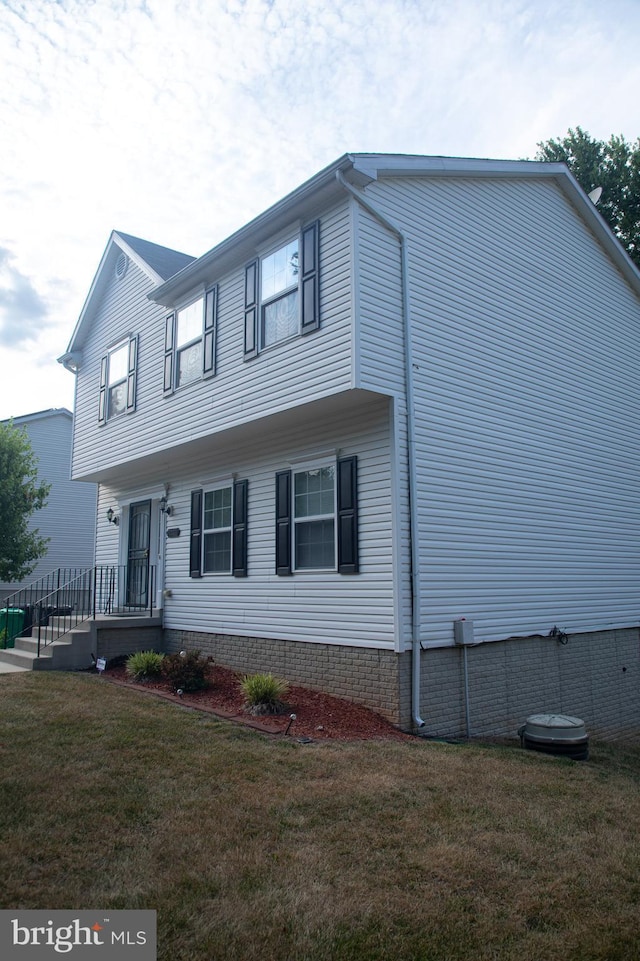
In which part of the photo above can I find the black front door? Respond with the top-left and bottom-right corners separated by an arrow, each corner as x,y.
127,500 -> 151,608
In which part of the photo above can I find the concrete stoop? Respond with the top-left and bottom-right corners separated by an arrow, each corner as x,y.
0,619 -> 94,672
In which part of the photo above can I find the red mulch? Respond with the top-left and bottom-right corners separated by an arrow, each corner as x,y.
102,662 -> 411,742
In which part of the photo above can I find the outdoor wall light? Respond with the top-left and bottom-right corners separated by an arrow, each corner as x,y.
106,508 -> 119,526
159,495 -> 173,516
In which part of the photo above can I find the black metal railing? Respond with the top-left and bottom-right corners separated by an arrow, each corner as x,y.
1,565 -> 156,656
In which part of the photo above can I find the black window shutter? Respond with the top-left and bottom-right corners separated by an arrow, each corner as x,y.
275,470 -> 292,575
244,260 -> 258,358
126,335 -> 138,412
98,355 -> 108,424
301,220 -> 320,334
337,456 -> 359,574
232,479 -> 248,577
189,489 -> 203,578
203,285 -> 217,377
164,313 -> 176,393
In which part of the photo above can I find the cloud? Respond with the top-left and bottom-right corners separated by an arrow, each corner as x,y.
0,0 -> 638,419
0,248 -> 49,347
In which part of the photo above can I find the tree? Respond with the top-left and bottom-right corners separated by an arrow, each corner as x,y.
535,127 -> 640,268
0,421 -> 50,582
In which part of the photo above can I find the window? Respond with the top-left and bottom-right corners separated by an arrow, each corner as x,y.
99,336 -> 137,424
244,220 -> 320,358
275,456 -> 358,575
261,238 -> 299,347
164,286 -> 217,393
293,466 -> 336,569
176,298 -> 204,387
203,486 -> 232,573
189,480 -> 248,578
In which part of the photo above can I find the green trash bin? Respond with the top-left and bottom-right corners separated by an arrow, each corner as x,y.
0,608 -> 25,649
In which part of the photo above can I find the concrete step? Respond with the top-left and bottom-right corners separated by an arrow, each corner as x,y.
1,628 -> 94,671
0,659 -> 30,673
0,647 -> 51,670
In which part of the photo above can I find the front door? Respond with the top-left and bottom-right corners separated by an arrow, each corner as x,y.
127,499 -> 151,608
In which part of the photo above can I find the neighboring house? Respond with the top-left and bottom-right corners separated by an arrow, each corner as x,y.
58,154 -> 640,738
0,408 -> 97,599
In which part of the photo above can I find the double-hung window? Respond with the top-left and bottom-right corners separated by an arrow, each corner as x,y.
244,220 -> 320,357
261,238 -> 300,348
189,479 -> 248,578
164,286 -> 218,393
293,465 -> 336,569
203,486 -> 233,573
275,456 -> 359,575
98,336 -> 138,424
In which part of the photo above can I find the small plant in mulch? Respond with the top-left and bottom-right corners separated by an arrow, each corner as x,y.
161,649 -> 210,692
240,672 -> 290,715
125,650 -> 165,682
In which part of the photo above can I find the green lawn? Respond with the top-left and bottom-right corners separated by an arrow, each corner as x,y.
1,671 -> 639,961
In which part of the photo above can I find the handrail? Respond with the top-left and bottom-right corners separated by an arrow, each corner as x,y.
1,566 -> 156,656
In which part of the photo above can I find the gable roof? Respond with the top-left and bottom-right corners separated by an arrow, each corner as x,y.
59,231 -> 195,368
150,152 -> 640,306
114,231 -> 195,281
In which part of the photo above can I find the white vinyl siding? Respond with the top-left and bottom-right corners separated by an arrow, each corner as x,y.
363,174 -> 640,647
71,200 -> 353,484
151,395 -> 395,649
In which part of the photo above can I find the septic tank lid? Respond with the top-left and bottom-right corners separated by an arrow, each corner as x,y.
524,714 -> 587,741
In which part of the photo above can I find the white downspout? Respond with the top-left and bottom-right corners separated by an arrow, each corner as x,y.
336,170 -> 425,729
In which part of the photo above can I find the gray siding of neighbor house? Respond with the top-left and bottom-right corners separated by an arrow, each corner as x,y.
356,173 -> 640,650
0,410 -> 96,600
70,199 -> 354,484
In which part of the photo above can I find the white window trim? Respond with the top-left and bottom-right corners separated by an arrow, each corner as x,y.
174,293 -> 205,391
202,481 -> 233,576
259,234 -> 301,351
292,459 -> 338,573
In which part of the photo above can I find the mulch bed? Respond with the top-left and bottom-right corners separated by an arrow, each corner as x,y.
101,661 -> 411,742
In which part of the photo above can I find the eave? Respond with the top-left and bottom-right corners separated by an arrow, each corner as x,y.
150,152 -> 640,308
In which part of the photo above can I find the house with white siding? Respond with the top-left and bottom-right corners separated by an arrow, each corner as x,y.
0,409 -> 97,599
57,154 -> 640,738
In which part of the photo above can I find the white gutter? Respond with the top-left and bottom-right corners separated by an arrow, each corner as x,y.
336,170 -> 425,729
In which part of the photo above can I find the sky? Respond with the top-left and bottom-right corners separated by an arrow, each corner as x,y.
0,0 -> 639,421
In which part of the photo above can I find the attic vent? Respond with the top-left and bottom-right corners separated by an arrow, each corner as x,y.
115,253 -> 129,280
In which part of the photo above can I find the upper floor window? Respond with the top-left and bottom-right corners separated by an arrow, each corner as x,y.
244,220 -> 320,358
164,285 -> 218,394
176,297 -> 204,387
261,238 -> 299,348
98,336 -> 137,424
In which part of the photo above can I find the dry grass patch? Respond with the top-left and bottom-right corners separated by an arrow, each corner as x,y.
1,672 -> 639,961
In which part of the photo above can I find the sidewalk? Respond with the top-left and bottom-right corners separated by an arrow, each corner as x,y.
0,661 -> 29,673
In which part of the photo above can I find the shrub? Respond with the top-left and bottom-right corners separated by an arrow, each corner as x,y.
161,649 -> 209,692
125,650 -> 165,681
0,627 -> 7,649
240,672 -> 289,714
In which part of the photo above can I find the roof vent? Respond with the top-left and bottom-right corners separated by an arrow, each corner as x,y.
115,252 -> 129,280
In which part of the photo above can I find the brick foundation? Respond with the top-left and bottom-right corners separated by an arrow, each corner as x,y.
165,626 -> 640,740
416,627 -> 640,741
164,629 -> 403,724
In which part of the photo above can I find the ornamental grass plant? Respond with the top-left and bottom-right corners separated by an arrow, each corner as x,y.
240,671 -> 289,714
125,650 -> 165,682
